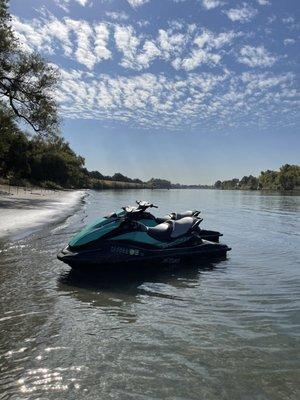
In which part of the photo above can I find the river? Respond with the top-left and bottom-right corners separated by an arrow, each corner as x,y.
0,189 -> 299,400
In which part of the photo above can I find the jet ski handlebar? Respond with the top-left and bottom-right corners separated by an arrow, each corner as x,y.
122,201 -> 158,215
136,200 -> 158,210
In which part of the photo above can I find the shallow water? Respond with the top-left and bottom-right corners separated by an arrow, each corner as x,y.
0,189 -> 299,400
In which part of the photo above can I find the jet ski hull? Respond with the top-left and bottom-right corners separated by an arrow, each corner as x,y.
57,240 -> 230,270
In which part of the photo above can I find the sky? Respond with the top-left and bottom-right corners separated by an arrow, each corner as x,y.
9,0 -> 300,184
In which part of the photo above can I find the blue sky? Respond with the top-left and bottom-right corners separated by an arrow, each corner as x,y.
10,0 -> 300,184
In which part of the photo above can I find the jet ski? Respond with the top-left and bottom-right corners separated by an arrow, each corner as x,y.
57,201 -> 231,270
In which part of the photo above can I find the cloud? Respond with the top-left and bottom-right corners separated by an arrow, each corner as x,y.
12,15 -> 54,53
54,66 -> 298,132
53,0 -> 69,13
257,0 -> 270,5
12,15 -> 111,70
76,0 -> 89,5
172,29 -> 238,71
137,20 -> 150,27
176,50 -> 221,71
94,23 -> 112,61
114,25 -> 239,71
283,38 -> 296,45
114,25 -> 141,68
64,19 -> 95,69
12,14 -> 242,72
105,11 -> 129,21
114,25 -> 162,70
225,4 -> 258,23
282,16 -> 294,24
202,0 -> 223,10
53,0 -> 89,12
126,0 -> 149,8
55,67 -> 229,129
238,45 -> 276,67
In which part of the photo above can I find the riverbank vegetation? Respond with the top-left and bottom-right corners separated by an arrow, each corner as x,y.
214,164 -> 300,191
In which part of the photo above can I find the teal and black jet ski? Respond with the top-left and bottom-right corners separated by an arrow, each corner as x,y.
57,201 -> 231,270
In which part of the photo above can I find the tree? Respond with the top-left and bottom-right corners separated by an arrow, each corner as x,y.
0,107 -> 31,177
278,164 -> 300,190
147,178 -> 171,189
258,170 -> 279,190
0,0 -> 59,137
112,173 -> 132,182
214,180 -> 222,189
221,178 -> 239,190
239,175 -> 258,190
89,170 -> 104,180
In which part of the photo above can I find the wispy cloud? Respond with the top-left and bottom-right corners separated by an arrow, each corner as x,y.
238,45 -> 276,67
55,66 -> 298,131
283,38 -> 296,46
126,0 -> 150,8
11,2 -> 299,133
257,0 -> 270,5
225,4 -> 258,23
76,0 -> 89,5
114,25 -> 239,71
12,15 -> 111,70
105,11 -> 129,21
173,29 -> 238,71
202,0 -> 223,10
53,0 -> 89,12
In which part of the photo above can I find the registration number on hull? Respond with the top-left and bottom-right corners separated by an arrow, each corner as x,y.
110,245 -> 143,256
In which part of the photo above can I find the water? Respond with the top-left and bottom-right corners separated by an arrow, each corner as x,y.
0,189 -> 299,400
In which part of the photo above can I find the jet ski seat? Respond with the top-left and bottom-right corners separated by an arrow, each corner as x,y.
146,217 -> 200,242
163,210 -> 201,221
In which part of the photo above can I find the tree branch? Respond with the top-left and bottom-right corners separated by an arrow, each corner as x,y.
8,93 -> 40,132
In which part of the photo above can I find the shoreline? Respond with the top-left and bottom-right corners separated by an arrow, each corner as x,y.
0,186 -> 86,239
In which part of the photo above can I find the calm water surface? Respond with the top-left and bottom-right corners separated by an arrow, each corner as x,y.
0,189 -> 299,400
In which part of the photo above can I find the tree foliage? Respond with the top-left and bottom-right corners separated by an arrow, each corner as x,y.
277,164 -> 300,190
215,166 -> 300,191
147,178 -> 172,189
0,124 -> 88,188
0,0 -> 59,136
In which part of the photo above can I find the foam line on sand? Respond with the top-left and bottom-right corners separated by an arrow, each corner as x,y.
0,188 -> 86,239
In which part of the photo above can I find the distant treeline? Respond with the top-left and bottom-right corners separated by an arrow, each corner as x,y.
0,120 -> 176,190
214,164 -> 300,191
1,124 -> 299,191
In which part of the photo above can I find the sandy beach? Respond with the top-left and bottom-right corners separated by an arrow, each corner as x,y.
0,185 -> 86,238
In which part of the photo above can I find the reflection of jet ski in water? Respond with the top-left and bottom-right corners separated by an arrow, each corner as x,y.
57,201 -> 231,270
